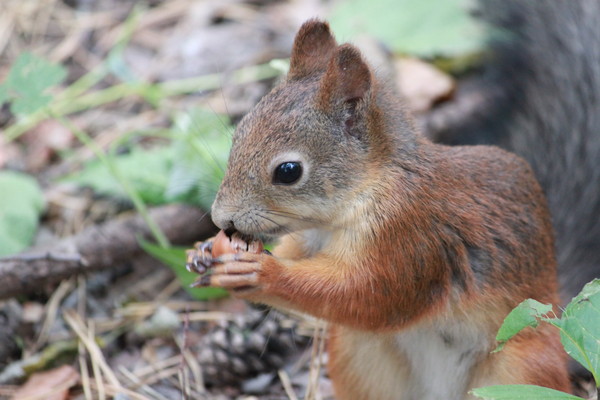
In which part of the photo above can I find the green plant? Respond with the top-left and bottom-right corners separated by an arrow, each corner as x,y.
0,171 -> 45,256
0,53 -> 67,116
0,7 -> 267,298
0,6 -> 279,252
472,279 -> 600,400
329,0 -> 486,58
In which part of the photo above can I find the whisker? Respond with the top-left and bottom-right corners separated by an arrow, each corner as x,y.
196,209 -> 212,223
256,214 -> 285,230
207,102 -> 234,140
264,209 -> 320,224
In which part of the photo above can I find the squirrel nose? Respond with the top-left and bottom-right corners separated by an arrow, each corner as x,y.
223,220 -> 236,234
211,211 -> 235,232
211,198 -> 237,232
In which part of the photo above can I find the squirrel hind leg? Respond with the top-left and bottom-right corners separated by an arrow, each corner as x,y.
470,323 -> 570,393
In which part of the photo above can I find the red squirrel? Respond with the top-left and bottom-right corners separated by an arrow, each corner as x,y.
187,19 -> 570,399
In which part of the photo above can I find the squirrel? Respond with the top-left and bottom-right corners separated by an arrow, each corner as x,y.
186,13 -> 573,399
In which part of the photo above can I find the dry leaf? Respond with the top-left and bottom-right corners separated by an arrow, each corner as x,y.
395,57 -> 455,113
21,120 -> 74,172
11,365 -> 79,400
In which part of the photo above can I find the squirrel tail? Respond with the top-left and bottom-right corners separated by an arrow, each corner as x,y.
433,0 -> 600,304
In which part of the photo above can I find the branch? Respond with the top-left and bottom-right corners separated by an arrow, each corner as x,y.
0,204 -> 215,300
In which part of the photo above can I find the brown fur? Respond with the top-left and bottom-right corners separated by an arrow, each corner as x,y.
201,20 -> 569,398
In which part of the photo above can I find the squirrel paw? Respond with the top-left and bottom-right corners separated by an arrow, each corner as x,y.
192,252 -> 281,297
186,240 -> 213,275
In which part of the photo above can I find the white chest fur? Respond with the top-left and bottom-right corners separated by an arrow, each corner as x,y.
300,228 -> 333,256
394,318 -> 489,400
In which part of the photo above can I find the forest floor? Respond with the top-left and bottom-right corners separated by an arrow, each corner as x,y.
0,0 -> 595,399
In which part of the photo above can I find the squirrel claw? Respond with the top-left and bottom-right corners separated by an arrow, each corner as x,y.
185,248 -> 212,274
190,274 -> 212,288
197,241 -> 213,253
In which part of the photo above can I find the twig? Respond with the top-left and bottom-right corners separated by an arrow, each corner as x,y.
179,307 -> 191,400
180,311 -> 233,322
0,204 -> 215,300
88,319 -> 105,400
134,356 -> 181,379
278,369 -> 299,400
118,367 -> 170,400
77,276 -> 93,400
305,322 -> 327,400
314,324 -> 327,400
79,337 -> 93,400
29,278 -> 75,355
88,382 -> 152,400
183,350 -> 204,396
64,310 -> 122,390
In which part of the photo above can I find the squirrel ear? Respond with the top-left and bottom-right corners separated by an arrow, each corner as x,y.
288,19 -> 337,79
317,44 -> 372,134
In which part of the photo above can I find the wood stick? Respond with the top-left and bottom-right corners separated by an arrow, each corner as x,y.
0,204 -> 215,300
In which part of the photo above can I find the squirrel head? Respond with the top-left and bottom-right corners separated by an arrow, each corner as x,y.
212,19 -> 410,240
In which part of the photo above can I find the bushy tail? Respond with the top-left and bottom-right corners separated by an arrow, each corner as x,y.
434,0 -> 600,303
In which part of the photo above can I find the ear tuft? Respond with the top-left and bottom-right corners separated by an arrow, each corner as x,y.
317,44 -> 372,137
288,19 -> 337,79
318,44 -> 372,108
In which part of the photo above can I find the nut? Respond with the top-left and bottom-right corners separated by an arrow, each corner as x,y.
211,230 -> 264,258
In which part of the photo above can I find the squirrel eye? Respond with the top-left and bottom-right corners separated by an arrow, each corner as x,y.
273,162 -> 302,185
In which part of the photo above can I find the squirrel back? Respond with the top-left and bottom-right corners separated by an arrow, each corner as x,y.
429,0 -> 600,303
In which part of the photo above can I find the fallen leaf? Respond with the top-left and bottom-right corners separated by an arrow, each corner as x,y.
21,119 -> 74,172
395,57 -> 455,113
0,135 -> 23,169
11,364 -> 79,400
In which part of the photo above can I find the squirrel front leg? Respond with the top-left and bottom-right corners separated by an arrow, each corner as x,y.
198,249 -> 444,331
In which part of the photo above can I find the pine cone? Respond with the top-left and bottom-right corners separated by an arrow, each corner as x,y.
195,308 -> 310,387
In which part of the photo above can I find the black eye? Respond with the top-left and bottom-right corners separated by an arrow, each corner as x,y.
273,162 -> 302,185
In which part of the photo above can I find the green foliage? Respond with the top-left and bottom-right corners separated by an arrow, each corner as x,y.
166,109 -> 230,210
471,385 -> 584,400
494,299 -> 553,352
62,108 -> 231,210
0,52 -> 67,115
555,280 -> 600,383
139,239 -> 228,301
329,0 -> 485,58
0,171 -> 45,256
62,146 -> 174,205
472,280 -> 600,399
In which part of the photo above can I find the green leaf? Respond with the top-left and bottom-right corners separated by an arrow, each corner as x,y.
0,52 -> 67,115
166,108 -> 231,210
494,299 -> 554,352
62,146 -> 174,205
471,384 -> 584,400
554,279 -> 600,382
0,171 -> 45,256
329,0 -> 486,58
139,239 -> 228,301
